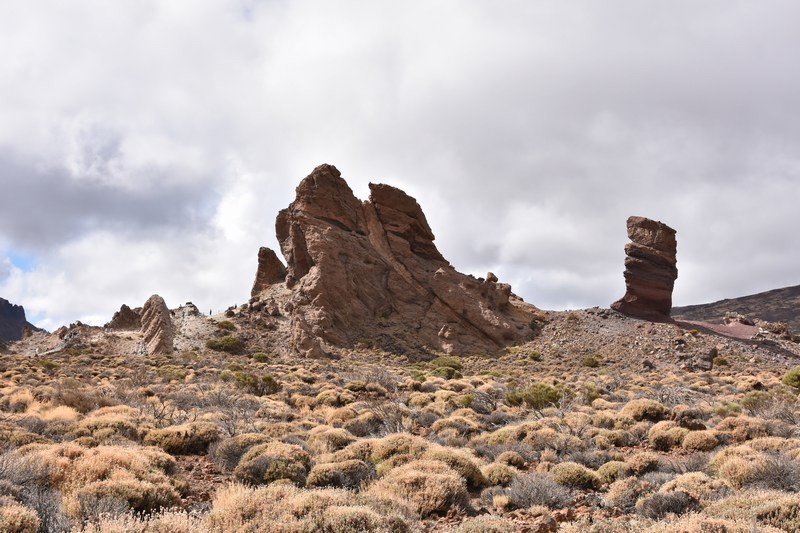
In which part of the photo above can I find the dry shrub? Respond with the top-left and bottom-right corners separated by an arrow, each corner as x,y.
481,463 -> 518,487
681,430 -> 719,452
625,452 -> 660,476
17,443 -> 179,521
421,447 -> 487,489
495,451 -> 526,468
306,426 -> 356,454
206,482 -> 411,532
233,441 -> 312,486
597,461 -> 629,484
549,461 -> 599,490
647,421 -> 688,451
659,472 -> 732,502
716,415 -> 769,442
73,408 -> 140,442
367,460 -> 469,517
342,411 -> 382,437
745,453 -> 800,491
209,433 -> 271,471
604,477 -> 655,511
503,472 -> 573,509
705,489 -> 800,532
325,406 -> 358,427
620,399 -> 668,422
455,515 -> 516,533
306,459 -> 376,490
0,503 -> 40,533
708,445 -> 767,488
370,434 -> 429,464
641,513 -> 784,533
635,490 -> 699,519
73,509 -> 204,533
430,415 -> 481,438
143,422 -> 220,454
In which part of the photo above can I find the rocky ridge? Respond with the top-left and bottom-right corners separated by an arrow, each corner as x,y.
141,294 -> 174,355
266,164 -> 542,357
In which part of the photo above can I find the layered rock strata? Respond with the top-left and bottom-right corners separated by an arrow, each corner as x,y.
141,294 -> 174,355
274,164 -> 540,357
612,216 -> 678,320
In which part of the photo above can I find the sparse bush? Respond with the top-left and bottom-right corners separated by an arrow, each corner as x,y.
216,320 -> 236,331
505,382 -> 565,410
582,355 -> 601,368
504,473 -> 573,509
635,490 -> 699,519
0,504 -> 40,533
746,453 -> 800,491
206,336 -> 244,354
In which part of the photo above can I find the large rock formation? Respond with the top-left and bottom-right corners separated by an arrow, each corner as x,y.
0,297 -> 38,341
140,295 -> 174,355
105,304 -> 142,330
612,216 -> 678,320
274,164 -> 540,357
251,247 -> 287,298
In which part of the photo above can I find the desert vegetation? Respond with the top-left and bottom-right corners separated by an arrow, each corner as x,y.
0,309 -> 799,532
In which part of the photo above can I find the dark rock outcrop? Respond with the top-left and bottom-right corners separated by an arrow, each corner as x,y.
612,216 -> 678,320
105,304 -> 142,330
0,297 -> 38,341
141,295 -> 174,355
274,164 -> 541,357
251,247 -> 287,298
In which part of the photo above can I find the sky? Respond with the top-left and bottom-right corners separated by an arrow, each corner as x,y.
1,1 -> 799,330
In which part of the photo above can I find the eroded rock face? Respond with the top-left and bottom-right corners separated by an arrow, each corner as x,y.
275,164 -> 540,357
0,298 -> 37,342
105,304 -> 142,330
611,216 -> 678,320
251,247 -> 287,298
141,295 -> 174,355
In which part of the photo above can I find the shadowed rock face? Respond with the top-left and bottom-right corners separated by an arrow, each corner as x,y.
0,298 -> 37,341
612,216 -> 678,320
275,164 -> 540,357
141,295 -> 174,355
251,247 -> 287,298
105,304 -> 142,330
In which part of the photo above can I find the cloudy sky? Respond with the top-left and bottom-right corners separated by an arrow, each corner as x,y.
1,1 -> 799,330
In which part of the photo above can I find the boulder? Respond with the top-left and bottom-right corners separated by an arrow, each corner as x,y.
105,304 -> 142,330
611,216 -> 678,321
251,247 -> 287,297
274,164 -> 541,357
141,294 -> 174,355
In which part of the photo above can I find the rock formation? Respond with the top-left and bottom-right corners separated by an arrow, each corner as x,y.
611,216 -> 678,320
251,247 -> 287,298
105,304 -> 142,330
0,297 -> 38,341
274,164 -> 541,357
140,295 -> 174,355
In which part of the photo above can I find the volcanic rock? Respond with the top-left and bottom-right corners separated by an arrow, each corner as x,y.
251,247 -> 287,298
274,164 -> 541,357
0,297 -> 38,341
105,304 -> 142,330
141,294 -> 174,355
611,216 -> 678,321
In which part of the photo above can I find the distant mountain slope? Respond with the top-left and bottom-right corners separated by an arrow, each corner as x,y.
673,284 -> 800,333
0,297 -> 37,341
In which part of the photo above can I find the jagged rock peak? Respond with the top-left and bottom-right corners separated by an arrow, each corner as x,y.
141,294 -> 174,355
105,304 -> 142,330
0,297 -> 38,341
611,216 -> 678,320
251,247 -> 287,298
273,164 -> 541,357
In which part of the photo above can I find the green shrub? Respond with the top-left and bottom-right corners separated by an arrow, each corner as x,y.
432,366 -> 462,380
712,356 -> 729,366
216,320 -> 236,331
582,355 -> 601,368
550,461 -> 600,490
232,372 -> 281,396
783,366 -> 800,389
506,382 -> 566,410
157,364 -> 187,381
430,356 -> 463,371
206,336 -> 244,354
252,352 -> 270,362
528,352 -> 542,361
